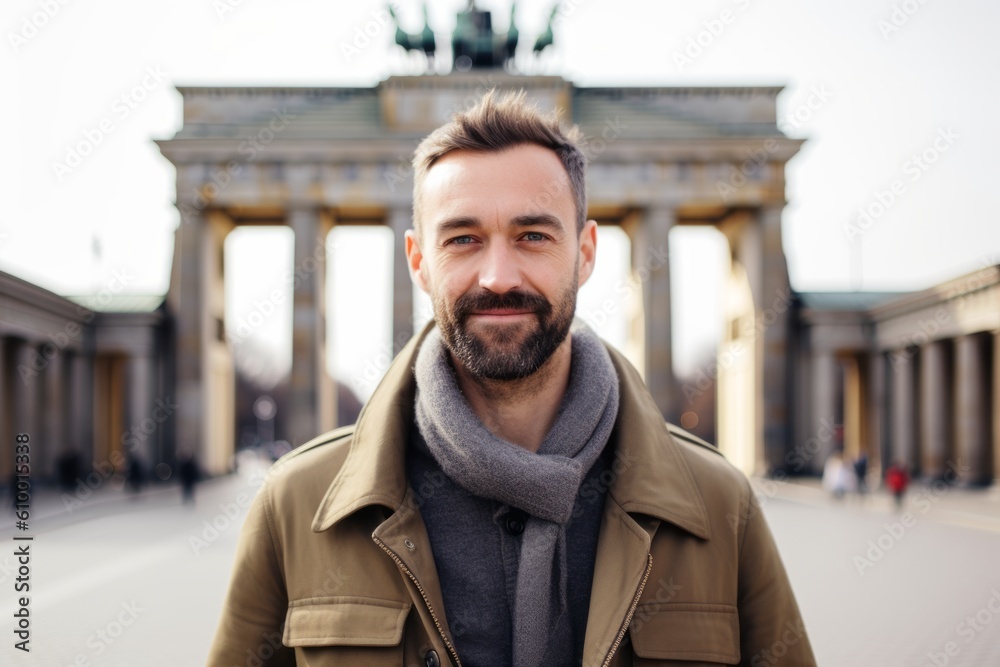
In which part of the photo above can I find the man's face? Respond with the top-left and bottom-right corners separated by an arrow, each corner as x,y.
406,143 -> 597,381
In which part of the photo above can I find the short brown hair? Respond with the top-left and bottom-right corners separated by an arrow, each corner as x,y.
411,89 -> 587,235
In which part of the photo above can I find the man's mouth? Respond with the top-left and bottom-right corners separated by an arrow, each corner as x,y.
469,309 -> 535,320
471,308 -> 532,316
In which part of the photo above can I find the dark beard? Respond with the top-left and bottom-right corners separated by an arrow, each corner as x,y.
435,284 -> 577,381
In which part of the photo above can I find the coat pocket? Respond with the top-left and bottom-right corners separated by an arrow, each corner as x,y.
283,595 -> 411,666
629,602 -> 740,665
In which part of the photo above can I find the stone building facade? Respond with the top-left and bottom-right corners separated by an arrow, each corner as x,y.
0,271 -> 172,484
794,265 -> 1000,484
3,71 -> 996,486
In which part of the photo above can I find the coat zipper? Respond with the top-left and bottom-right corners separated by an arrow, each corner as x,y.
601,553 -> 653,667
372,535 -> 463,667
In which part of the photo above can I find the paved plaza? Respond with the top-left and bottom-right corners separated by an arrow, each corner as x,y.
2,461 -> 1000,666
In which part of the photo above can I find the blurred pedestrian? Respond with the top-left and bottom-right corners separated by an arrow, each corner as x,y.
178,451 -> 200,504
126,458 -> 145,496
56,449 -> 81,493
853,453 -> 869,495
822,452 -> 856,499
885,461 -> 910,510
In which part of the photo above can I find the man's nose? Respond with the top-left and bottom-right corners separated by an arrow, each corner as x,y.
478,241 -> 522,294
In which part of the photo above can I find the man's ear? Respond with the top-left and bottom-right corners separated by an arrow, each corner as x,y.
577,219 -> 598,286
405,229 -> 430,294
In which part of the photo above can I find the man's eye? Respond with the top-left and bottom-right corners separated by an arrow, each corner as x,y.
450,236 -> 474,245
524,232 -> 546,242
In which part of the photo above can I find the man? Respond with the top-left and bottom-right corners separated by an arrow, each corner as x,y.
206,91 -> 816,666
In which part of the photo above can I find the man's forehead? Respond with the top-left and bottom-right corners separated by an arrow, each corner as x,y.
420,145 -> 574,223
427,144 -> 569,184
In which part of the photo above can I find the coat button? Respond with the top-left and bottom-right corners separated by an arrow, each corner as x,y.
424,649 -> 440,667
504,510 -> 526,536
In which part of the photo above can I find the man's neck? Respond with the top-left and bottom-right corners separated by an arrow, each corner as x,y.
449,334 -> 573,453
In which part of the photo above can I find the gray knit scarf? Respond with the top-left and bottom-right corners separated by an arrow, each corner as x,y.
414,322 -> 619,667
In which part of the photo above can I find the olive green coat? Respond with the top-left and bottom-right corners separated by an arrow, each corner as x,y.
206,324 -> 816,666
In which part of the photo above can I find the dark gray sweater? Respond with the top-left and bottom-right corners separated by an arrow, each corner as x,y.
407,423 -> 614,667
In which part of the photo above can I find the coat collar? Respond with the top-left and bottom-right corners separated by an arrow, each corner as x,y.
313,320 -> 710,540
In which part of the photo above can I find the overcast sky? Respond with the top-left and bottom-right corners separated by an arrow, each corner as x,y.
3,0 -> 997,393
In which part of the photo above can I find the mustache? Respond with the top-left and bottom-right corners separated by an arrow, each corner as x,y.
453,289 -> 551,319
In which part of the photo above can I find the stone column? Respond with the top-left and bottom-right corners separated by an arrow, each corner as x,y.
0,337 -> 9,481
288,205 -> 335,446
919,341 -> 950,479
173,202 -> 208,467
757,205 -> 793,472
41,349 -> 66,480
993,331 -> 1000,484
126,355 -> 156,468
889,348 -> 918,472
842,355 -> 862,462
69,351 -> 94,467
631,206 -> 675,421
865,351 -> 887,476
12,341 -> 41,474
811,351 -> 838,475
389,207 -> 414,350
954,334 -> 989,485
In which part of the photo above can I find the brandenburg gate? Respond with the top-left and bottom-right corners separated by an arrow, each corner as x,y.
156,72 -> 802,475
